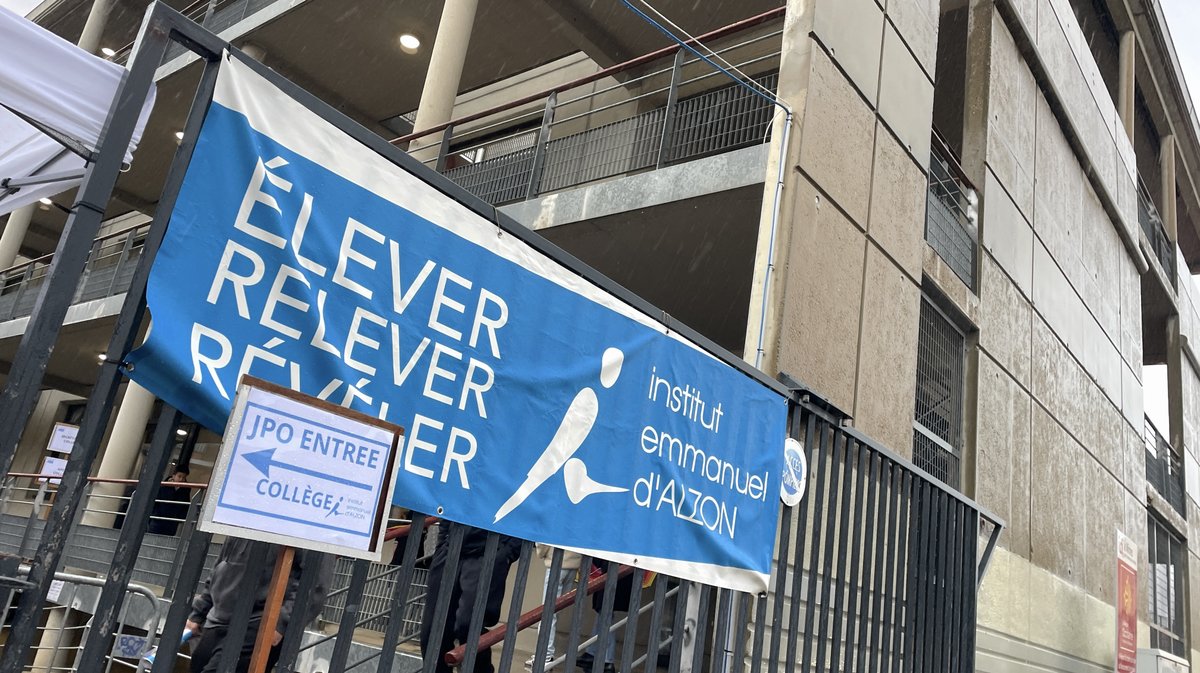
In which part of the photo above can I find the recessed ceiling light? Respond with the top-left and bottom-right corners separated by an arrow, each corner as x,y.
38,197 -> 52,205
176,428 -> 188,437
100,47 -> 115,57
97,352 -> 107,362
399,33 -> 421,54
174,131 -> 185,141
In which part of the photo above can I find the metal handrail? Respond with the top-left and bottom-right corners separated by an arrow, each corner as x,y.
0,221 -> 148,279
391,6 -> 786,147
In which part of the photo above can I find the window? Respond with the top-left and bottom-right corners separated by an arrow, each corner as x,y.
912,296 -> 966,489
1148,515 -> 1188,656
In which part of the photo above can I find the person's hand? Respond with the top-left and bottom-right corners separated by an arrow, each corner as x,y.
185,620 -> 202,636
272,631 -> 283,646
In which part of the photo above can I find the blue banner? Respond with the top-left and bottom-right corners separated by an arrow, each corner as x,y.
127,56 -> 787,591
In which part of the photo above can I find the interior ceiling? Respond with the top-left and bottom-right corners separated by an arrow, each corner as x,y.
13,0 -> 781,257
539,186 -> 765,355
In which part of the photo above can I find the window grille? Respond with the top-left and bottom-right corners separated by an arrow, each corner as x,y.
1148,515 -> 1188,656
912,296 -> 966,490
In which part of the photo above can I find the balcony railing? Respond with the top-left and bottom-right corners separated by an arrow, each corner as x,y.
0,222 -> 149,323
112,0 -> 282,64
396,9 -> 785,207
1138,180 -> 1176,283
926,134 -> 979,289
1145,416 -> 1186,518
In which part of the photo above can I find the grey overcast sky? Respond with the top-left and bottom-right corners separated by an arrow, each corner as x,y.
1161,0 -> 1200,102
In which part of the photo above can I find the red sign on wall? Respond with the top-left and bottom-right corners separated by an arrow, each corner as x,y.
1116,531 -> 1138,673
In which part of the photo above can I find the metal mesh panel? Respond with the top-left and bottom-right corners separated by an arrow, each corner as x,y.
925,145 -> 977,288
1148,515 -> 1188,656
912,298 -> 965,490
320,557 -> 429,636
666,72 -> 778,164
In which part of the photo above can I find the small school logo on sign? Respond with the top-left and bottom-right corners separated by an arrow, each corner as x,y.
199,378 -> 402,559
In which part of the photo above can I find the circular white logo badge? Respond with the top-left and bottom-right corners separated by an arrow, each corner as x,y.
780,437 -> 807,507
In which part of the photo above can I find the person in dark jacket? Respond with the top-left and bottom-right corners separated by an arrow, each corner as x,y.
148,469 -> 192,535
420,522 -> 525,673
185,540 -> 331,673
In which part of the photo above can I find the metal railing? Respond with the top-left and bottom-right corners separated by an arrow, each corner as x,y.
0,222 -> 148,324
1138,180 -> 1176,283
111,0 -> 282,65
398,10 -> 784,207
1145,417 -> 1186,518
926,134 -> 978,289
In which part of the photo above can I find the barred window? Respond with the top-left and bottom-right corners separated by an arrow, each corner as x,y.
1148,515 -> 1187,656
912,296 -> 965,490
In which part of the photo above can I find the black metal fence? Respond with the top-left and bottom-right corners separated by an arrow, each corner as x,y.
0,7 -> 1001,673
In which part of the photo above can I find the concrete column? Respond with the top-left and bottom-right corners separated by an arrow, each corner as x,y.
1168,315 -> 1185,455
76,0 -> 114,55
80,381 -> 155,527
0,206 -> 34,269
960,0 -> 996,186
1161,134 -> 1177,243
409,0 -> 479,162
29,606 -> 68,673
1118,31 -> 1135,142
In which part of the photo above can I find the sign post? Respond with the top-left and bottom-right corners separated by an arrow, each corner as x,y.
1116,530 -> 1137,673
198,376 -> 403,672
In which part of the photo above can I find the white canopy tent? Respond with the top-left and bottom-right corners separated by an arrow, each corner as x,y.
0,5 -> 155,216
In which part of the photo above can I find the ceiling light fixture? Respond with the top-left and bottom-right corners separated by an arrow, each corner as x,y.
38,197 -> 52,206
176,428 -> 188,437
174,131 -> 185,141
100,47 -> 115,57
399,33 -> 421,54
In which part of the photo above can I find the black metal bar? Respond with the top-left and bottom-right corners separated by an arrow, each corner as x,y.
532,547 -> 566,673
277,550 -> 327,673
372,513 -> 428,673
750,584 -> 768,673
665,580 -> 690,673
217,542 -> 271,673
460,533 -> 501,673
525,92 -> 557,200
0,16 -> 177,669
691,584 -> 713,673
594,559 -> 621,670
767,492 -> 793,673
866,463 -> 895,673
730,592 -> 749,673
497,540 -> 533,673
814,429 -> 849,673
642,567 -> 670,673
886,470 -> 911,673
851,451 -> 880,673
836,438 -> 868,672
149,529 -> 213,673
422,524 -> 466,673
76,404 -> 182,673
978,516 -> 1001,586
620,568 -> 646,673
929,491 -> 949,673
435,124 -> 455,173
329,559 -> 372,673
656,49 -> 687,167
907,480 -> 931,673
710,589 -> 731,673
946,503 -> 965,673
562,554 -> 592,673
799,420 -> 834,673
783,409 -> 817,673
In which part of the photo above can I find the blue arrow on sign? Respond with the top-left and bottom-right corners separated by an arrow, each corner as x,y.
242,448 -> 372,491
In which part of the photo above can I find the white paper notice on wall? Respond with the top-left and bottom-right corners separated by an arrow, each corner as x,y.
46,579 -> 65,602
39,456 -> 67,484
46,422 -> 78,454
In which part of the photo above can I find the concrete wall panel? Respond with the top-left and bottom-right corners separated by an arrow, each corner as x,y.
1084,461 -> 1122,604
774,177 -> 866,414
868,122 -> 926,279
798,48 -> 876,226
979,253 -> 1033,388
811,0 -> 883,104
982,168 -> 1034,296
878,24 -> 934,168
884,0 -> 938,77
988,15 -> 1038,219
853,247 -> 920,454
977,352 -> 1032,557
1030,405 -> 1087,583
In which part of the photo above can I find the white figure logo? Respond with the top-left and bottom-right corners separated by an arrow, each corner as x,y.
493,348 -> 628,522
